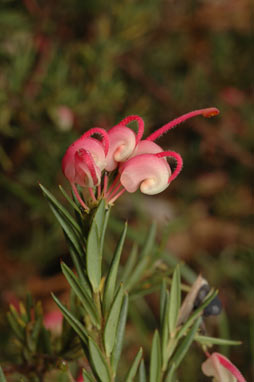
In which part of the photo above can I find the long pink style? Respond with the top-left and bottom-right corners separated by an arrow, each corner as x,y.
146,107 -> 219,142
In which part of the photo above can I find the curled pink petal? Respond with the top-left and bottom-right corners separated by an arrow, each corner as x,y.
105,126 -> 136,171
202,352 -> 246,382
115,115 -> 144,144
75,149 -> 101,187
146,107 -> 219,142
119,153 -> 171,195
131,140 -> 164,157
105,115 -> 145,171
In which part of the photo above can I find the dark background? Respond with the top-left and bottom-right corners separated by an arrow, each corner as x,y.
0,0 -> 253,381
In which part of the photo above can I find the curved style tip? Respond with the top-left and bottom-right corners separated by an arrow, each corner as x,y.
202,107 -> 220,118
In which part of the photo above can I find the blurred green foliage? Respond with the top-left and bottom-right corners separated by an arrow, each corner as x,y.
0,0 -> 253,380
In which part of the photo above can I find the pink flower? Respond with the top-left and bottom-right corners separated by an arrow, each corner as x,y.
201,352 -> 246,382
62,108 -> 219,209
119,150 -> 183,195
105,115 -> 144,171
53,106 -> 74,131
43,310 -> 63,335
76,370 -> 84,382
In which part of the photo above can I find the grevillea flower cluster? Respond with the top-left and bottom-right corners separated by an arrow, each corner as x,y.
62,108 -> 219,211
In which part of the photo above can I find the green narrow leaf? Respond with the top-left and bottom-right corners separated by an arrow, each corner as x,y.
88,337 -> 111,382
103,222 -> 127,313
94,199 -> 106,238
0,366 -> 7,382
168,317 -> 201,372
140,222 -> 157,259
86,201 -> 106,292
139,359 -> 147,382
52,293 -> 88,345
61,262 -> 100,327
104,285 -> 124,356
168,265 -> 181,336
82,369 -> 95,382
121,243 -> 138,284
50,202 -> 83,258
125,348 -> 143,382
68,242 -> 92,296
149,330 -> 161,382
99,204 -> 111,257
40,184 -> 81,235
111,294 -> 129,373
59,185 -> 82,215
195,335 -> 241,346
124,224 -> 157,291
161,291 -> 170,369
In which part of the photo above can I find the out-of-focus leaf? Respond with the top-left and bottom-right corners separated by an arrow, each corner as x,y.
111,294 -> 129,373
88,337 -> 111,382
7,311 -> 24,341
9,305 -> 25,328
86,200 -> 106,292
149,330 -> 161,382
168,265 -> 181,337
0,366 -> 7,382
104,284 -> 124,356
103,222 -> 127,313
195,335 -> 241,346
30,317 -> 43,352
121,243 -> 138,284
82,369 -> 95,382
61,262 -> 100,327
161,291 -> 170,369
160,279 -> 167,327
125,347 -> 143,382
140,222 -> 157,259
139,359 -> 147,382
19,302 -> 29,323
52,293 -> 87,345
